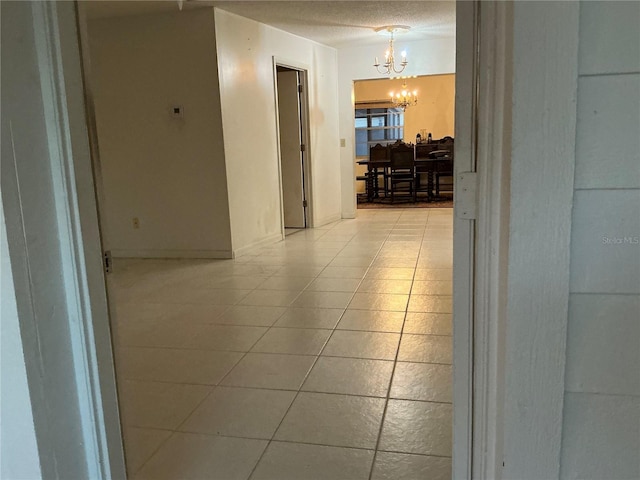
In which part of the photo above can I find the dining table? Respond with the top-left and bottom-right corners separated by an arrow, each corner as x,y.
357,154 -> 452,202
356,158 -> 388,201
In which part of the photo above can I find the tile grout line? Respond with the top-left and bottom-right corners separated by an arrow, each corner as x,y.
369,208 -> 456,480
244,217 -> 358,479
157,250 -> 337,477
366,211 -> 429,480
117,210 -> 454,478
129,301 -> 286,476
119,356 -> 453,387
246,212 -> 408,480
131,315 -> 277,476
118,322 -> 453,337
249,215 -> 450,478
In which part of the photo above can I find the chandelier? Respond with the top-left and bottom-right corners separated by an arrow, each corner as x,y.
390,80 -> 418,111
373,26 -> 410,75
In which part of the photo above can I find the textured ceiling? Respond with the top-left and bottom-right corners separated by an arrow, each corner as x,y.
81,0 -> 199,19
211,2 -> 456,47
82,1 -> 455,48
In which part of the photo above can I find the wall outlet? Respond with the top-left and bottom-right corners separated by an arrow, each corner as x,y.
132,217 -> 140,229
340,138 -> 346,147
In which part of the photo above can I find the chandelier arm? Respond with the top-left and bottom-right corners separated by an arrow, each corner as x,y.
373,26 -> 409,76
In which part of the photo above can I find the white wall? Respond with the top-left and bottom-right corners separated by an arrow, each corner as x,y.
337,36 -> 456,217
561,2 -> 640,478
88,9 -> 233,258
501,3 -> 580,476
214,9 -> 341,254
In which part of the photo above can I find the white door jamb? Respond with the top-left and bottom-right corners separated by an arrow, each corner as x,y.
33,2 -> 125,477
453,2 -> 513,478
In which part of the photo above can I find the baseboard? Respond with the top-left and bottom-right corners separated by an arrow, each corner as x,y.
232,232 -> 283,258
313,213 -> 342,227
111,249 -> 233,259
342,211 -> 356,219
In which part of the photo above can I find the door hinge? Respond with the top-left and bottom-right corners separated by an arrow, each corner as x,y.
298,84 -> 303,93
456,172 -> 477,219
300,144 -> 306,152
103,250 -> 112,274
303,200 -> 308,208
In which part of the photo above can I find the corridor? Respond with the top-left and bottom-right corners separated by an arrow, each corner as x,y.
110,208 -> 453,480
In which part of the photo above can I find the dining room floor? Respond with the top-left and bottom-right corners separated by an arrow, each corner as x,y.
109,208 -> 453,480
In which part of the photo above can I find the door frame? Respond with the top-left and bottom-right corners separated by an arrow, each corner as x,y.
5,2 -> 516,478
453,1 -> 512,478
274,65 -> 307,229
272,57 -> 313,234
1,2 -> 125,478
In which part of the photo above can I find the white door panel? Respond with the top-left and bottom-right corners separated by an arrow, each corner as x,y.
277,69 -> 305,228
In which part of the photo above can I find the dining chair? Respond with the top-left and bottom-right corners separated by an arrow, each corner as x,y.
414,143 -> 441,200
432,138 -> 454,197
389,142 -> 416,203
356,174 -> 371,202
369,143 -> 390,197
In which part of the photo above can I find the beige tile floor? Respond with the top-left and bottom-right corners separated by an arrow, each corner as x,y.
110,208 -> 453,480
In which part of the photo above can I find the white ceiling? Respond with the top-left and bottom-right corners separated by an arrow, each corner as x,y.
82,0 -> 455,48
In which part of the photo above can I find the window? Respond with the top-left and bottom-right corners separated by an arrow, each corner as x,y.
355,107 -> 404,157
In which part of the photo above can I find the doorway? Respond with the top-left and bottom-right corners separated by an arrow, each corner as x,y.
1,1 -> 504,478
275,64 -> 310,231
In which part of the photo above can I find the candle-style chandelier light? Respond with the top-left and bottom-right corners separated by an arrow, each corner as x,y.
390,79 -> 418,111
373,25 -> 410,75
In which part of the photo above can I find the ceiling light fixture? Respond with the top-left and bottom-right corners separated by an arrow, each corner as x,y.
390,79 -> 418,111
373,25 -> 410,75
